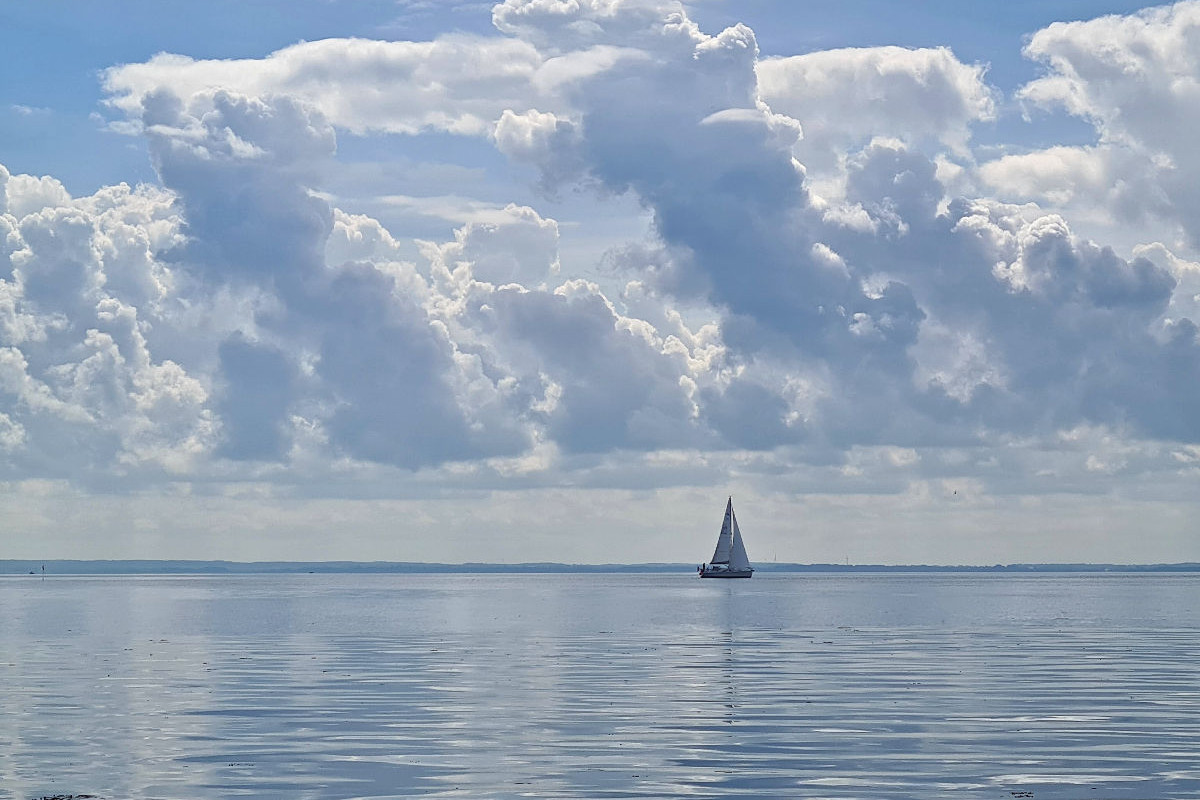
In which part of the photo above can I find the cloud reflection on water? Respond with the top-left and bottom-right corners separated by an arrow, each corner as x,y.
1,573 -> 1198,798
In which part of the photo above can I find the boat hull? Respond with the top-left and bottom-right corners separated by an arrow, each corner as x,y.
699,568 -> 753,579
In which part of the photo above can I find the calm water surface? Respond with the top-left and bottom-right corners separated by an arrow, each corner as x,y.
2,572 -> 1198,799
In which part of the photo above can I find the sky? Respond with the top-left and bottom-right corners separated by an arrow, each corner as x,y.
1,0 -> 1198,565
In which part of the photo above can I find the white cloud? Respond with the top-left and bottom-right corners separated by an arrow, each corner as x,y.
988,1 -> 1200,250
0,410 -> 24,450
4,172 -> 74,220
493,108 -> 586,186
326,209 -> 409,267
979,145 -> 1120,207
492,0 -> 696,52
0,171 -> 221,483
11,104 -> 51,116
758,46 -> 995,176
103,36 -> 546,137
1020,2 -> 1200,148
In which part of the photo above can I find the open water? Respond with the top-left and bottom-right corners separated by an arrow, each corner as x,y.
1,572 -> 1198,799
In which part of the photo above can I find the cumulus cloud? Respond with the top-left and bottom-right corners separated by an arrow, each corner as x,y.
0,173 -> 216,482
104,36 -> 546,137
984,1 -> 1200,250
758,46 -> 996,175
1019,2 -> 1200,149
492,0 -> 693,52
2,0 -> 1198,518
486,1 -> 1198,465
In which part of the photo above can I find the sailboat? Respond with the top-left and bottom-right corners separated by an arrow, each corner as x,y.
699,497 -> 754,578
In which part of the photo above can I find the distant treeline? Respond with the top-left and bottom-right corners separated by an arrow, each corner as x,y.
2,560 -> 1200,575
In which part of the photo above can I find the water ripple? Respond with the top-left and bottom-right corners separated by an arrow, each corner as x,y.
1,573 -> 1198,798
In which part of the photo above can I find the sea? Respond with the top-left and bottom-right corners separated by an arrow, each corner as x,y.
1,572 -> 1198,799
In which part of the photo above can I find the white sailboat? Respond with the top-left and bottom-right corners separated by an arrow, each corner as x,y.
699,497 -> 754,578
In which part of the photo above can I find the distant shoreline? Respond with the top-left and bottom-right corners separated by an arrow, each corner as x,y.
3,560 -> 1200,575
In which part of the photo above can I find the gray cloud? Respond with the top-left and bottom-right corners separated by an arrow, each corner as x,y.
483,283 -> 699,453
142,89 -> 336,292
214,334 -> 298,461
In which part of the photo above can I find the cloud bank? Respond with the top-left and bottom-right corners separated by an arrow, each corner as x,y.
2,0 -> 1199,560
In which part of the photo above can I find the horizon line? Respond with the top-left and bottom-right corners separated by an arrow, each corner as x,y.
3,559 -> 1199,575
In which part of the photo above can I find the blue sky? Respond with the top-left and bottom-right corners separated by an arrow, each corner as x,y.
1,0 -> 1198,564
